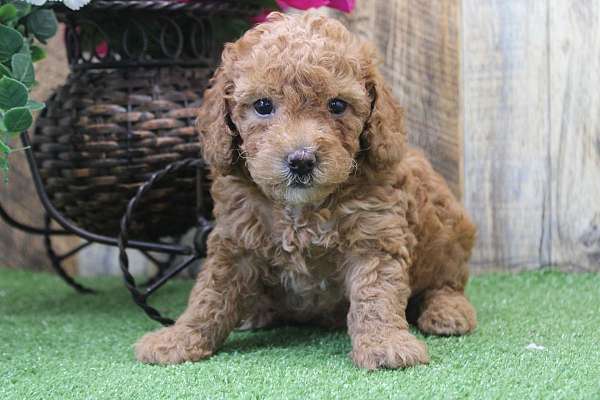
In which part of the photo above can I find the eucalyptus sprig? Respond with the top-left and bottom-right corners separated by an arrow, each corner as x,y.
0,0 -> 57,181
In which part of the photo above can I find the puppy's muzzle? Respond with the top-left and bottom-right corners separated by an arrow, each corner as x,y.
286,148 -> 317,187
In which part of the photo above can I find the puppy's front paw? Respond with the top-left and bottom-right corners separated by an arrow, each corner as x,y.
351,330 -> 429,370
135,326 -> 212,365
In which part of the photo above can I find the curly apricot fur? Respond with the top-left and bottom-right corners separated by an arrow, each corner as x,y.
135,12 -> 477,370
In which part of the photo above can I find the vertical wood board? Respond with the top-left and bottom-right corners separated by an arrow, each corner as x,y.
550,2 -> 600,271
462,0 -> 551,270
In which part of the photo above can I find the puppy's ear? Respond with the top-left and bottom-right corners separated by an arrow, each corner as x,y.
197,46 -> 238,176
361,62 -> 406,172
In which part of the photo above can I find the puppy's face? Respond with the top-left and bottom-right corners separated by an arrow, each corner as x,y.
229,23 -> 373,205
198,13 -> 406,206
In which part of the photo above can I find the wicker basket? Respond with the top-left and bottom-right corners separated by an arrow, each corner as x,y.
29,0 -> 264,240
32,67 -> 214,239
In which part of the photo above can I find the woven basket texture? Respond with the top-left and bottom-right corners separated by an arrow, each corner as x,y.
32,67 -> 214,239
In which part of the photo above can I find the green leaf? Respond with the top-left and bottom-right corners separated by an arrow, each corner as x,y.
0,4 -> 18,23
11,53 -> 34,86
11,1 -> 31,19
25,99 -> 44,111
30,45 -> 46,62
0,139 -> 9,156
26,9 -> 58,42
0,25 -> 24,62
0,63 -> 11,78
17,39 -> 29,55
4,106 -> 32,132
0,138 -> 9,182
0,77 -> 28,110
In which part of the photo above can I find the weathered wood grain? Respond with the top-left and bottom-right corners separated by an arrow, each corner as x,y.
550,1 -> 600,271
463,0 -> 551,270
334,0 -> 462,198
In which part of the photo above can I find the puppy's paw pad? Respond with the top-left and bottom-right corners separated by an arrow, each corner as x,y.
351,331 -> 429,370
134,326 -> 212,365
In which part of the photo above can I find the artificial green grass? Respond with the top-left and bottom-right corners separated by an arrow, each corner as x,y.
1,268 -> 599,400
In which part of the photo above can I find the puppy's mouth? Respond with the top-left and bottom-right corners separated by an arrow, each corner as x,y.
285,172 -> 314,188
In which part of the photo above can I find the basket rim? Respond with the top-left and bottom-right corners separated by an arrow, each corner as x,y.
53,0 -> 264,15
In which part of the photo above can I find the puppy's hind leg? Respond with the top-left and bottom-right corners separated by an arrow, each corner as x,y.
413,207 -> 477,336
417,286 -> 477,336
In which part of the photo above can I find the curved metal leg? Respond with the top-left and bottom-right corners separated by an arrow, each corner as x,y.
139,249 -> 177,287
0,201 -> 69,235
118,158 -> 214,326
44,214 -> 96,294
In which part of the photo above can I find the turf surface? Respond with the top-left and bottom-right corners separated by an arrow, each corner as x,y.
0,268 -> 599,399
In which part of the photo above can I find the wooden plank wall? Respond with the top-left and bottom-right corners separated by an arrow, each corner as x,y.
463,0 -> 551,270
549,2 -> 600,270
339,0 -> 599,271
464,0 -> 600,271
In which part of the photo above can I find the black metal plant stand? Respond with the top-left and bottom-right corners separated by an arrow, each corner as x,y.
0,0 -> 261,325
0,132 -> 213,324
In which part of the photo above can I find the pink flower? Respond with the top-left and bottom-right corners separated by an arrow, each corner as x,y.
95,40 -> 108,58
275,0 -> 329,10
327,0 -> 355,13
275,0 -> 355,13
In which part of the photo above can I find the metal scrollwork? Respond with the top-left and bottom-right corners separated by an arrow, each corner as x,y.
57,0 -> 258,70
190,17 -> 215,60
158,17 -> 184,60
122,21 -> 148,61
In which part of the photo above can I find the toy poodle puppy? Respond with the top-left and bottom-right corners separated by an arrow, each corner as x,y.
135,12 -> 477,370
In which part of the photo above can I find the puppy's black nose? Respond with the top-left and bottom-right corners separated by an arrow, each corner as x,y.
287,148 -> 316,176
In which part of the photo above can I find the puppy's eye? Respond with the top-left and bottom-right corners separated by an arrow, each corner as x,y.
328,98 -> 348,115
254,98 -> 274,116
